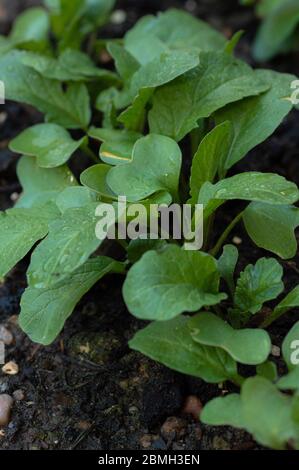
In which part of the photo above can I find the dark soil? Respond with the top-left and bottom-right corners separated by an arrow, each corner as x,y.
0,0 -> 299,450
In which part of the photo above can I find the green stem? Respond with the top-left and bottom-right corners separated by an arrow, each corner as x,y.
210,211 -> 243,257
231,373 -> 245,387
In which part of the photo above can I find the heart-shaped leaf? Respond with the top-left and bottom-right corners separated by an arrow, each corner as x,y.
10,124 -> 86,168
88,127 -> 141,165
188,312 -> 271,365
80,164 -> 117,199
201,394 -> 245,428
107,134 -> 182,202
123,245 -> 226,321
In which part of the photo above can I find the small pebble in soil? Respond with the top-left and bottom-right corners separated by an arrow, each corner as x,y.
271,345 -> 281,357
182,395 -> 202,420
2,361 -> 19,375
161,416 -> 187,441
232,236 -> 242,245
110,10 -> 126,24
0,394 -> 13,427
0,325 -> 13,345
12,389 -> 25,401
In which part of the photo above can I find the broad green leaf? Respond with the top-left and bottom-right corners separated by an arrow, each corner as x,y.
241,377 -> 299,449
188,312 -> 271,365
127,238 -> 168,263
16,156 -> 76,208
148,52 -> 269,141
20,49 -> 117,82
256,361 -> 278,382
243,203 -> 299,260
123,245 -> 226,321
10,124 -> 86,168
232,258 -> 284,325
0,204 -> 59,278
107,134 -> 182,202
0,51 -> 91,129
19,257 -> 123,345
215,70 -> 296,169
107,42 -> 139,81
129,316 -> 238,383
217,244 -> 238,294
282,320 -> 299,371
262,286 -> 299,328
88,127 -> 141,165
55,186 -> 97,213
253,0 -> 299,61
201,394 -> 245,428
124,9 -> 226,65
199,173 -> 299,219
277,368 -> 299,390
10,7 -> 50,43
80,164 -> 117,199
27,202 -> 112,288
189,121 -> 233,204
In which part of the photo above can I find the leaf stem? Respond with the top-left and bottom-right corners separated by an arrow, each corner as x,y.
210,211 -> 243,257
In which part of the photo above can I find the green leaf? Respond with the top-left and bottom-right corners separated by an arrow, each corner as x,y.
148,52 -> 269,141
263,286 -> 299,328
124,9 -> 226,65
88,127 -> 141,165
189,122 -> 233,204
217,244 -> 238,294
282,320 -> 299,371
129,316 -> 238,383
215,70 -> 296,169
256,361 -> 278,382
80,164 -> 117,199
0,51 -> 91,129
10,124 -> 86,168
201,394 -> 245,428
0,204 -> 59,278
123,245 -> 226,321
199,172 -> 299,219
20,48 -> 117,82
107,42 -> 139,81
19,256 -> 123,345
232,258 -> 284,325
188,312 -> 271,365
277,368 -> 299,391
253,0 -> 299,61
27,202 -> 111,288
16,156 -> 76,208
243,203 -> 299,260
241,377 -> 299,449
10,7 -> 50,44
127,238 -> 167,263
55,186 -> 97,213
107,134 -> 182,202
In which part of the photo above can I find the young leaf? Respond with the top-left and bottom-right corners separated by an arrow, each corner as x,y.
127,239 -> 168,263
27,202 -> 111,288
256,361 -> 278,382
88,127 -> 141,165
123,245 -> 226,321
282,320 -> 299,371
201,394 -> 245,428
19,257 -> 123,345
124,9 -> 226,65
107,42 -> 140,82
199,172 -> 299,219
129,316 -> 238,383
0,51 -> 91,129
215,70 -> 296,169
10,124 -> 86,168
148,52 -> 269,141
107,134 -> 182,202
55,186 -> 97,213
189,121 -> 233,204
243,202 -> 299,260
253,0 -> 299,61
277,368 -> 299,391
80,164 -> 117,199
10,7 -> 50,44
0,204 -> 59,278
262,286 -> 299,327
232,258 -> 284,323
188,312 -> 271,365
217,244 -> 238,294
241,377 -> 299,450
16,156 -> 76,208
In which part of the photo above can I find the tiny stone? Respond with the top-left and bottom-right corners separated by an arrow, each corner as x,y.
0,112 -> 7,124
10,192 -> 19,202
161,416 -> 186,441
13,389 -> 25,401
0,325 -> 13,346
0,394 -> 13,427
2,361 -> 19,375
233,236 -> 242,245
111,9 -> 126,25
182,395 -> 203,420
271,345 -> 280,357
185,0 -> 197,12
